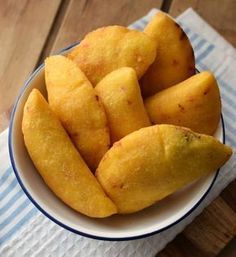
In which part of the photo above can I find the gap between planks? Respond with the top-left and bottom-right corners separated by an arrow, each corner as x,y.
35,0 -> 164,65
36,0 -> 71,67
161,0 -> 173,12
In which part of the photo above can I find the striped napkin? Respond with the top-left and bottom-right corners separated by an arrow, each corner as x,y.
0,8 -> 235,257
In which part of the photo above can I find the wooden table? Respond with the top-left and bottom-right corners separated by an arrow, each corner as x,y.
1,0 -> 236,256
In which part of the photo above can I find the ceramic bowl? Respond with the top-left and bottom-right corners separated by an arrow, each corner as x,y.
9,43 -> 224,241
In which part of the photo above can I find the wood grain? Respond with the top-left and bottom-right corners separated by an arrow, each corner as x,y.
157,234 -> 208,257
43,0 -> 162,57
169,0 -> 236,47
0,0 -> 61,131
221,180 -> 236,213
158,198 -> 236,257
183,198 -> 236,255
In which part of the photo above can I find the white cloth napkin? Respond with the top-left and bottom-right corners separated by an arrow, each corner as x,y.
0,8 -> 236,257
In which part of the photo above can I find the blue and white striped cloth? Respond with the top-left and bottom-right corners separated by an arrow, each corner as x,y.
0,8 -> 235,257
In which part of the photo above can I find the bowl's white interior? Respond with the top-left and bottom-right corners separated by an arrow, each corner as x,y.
10,49 -> 222,239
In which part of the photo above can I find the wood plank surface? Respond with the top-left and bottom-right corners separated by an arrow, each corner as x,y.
0,1 -> 235,256
0,0 -> 62,131
157,197 -> 236,257
157,196 -> 236,257
157,234 -> 209,257
41,0 -> 162,59
221,180 -> 236,212
182,198 -> 236,255
169,0 -> 236,47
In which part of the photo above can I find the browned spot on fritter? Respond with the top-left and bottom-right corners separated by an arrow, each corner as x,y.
203,87 -> 210,95
172,59 -> 179,66
188,96 -> 195,102
184,134 -> 190,142
188,131 -> 201,140
187,132 -> 200,141
119,183 -> 124,189
178,103 -> 185,111
193,134 -> 201,140
112,182 -> 124,189
176,127 -> 201,142
95,94 -> 99,101
127,99 -> 132,105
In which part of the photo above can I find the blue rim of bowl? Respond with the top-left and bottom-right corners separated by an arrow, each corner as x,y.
8,42 -> 224,241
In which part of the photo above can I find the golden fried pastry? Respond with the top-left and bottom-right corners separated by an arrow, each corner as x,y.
22,89 -> 117,218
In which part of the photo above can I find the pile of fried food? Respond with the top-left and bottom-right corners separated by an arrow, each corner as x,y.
22,12 -> 232,218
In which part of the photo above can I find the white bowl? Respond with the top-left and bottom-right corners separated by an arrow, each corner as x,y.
9,43 -> 224,241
